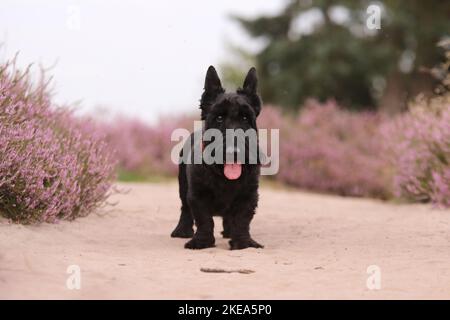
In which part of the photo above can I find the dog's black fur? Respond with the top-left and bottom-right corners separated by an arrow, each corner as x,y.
171,66 -> 263,250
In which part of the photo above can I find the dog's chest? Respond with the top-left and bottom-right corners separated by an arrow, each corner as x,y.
205,180 -> 245,214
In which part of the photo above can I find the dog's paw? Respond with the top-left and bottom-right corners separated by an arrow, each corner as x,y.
184,237 -> 215,250
229,238 -> 264,250
171,224 -> 194,238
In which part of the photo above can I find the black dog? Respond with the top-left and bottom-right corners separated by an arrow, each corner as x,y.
171,66 -> 263,250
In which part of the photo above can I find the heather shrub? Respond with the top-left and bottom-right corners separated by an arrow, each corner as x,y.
274,100 -> 392,198
106,107 -> 287,180
0,59 -> 116,223
106,102 -> 393,198
382,40 -> 450,207
383,95 -> 450,207
109,99 -> 448,206
257,105 -> 286,130
104,114 -> 195,177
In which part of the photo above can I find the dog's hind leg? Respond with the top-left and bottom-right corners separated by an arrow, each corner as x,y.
171,162 -> 194,238
171,205 -> 194,238
221,216 -> 232,238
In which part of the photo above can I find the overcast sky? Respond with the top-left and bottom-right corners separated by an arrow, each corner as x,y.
0,0 -> 285,122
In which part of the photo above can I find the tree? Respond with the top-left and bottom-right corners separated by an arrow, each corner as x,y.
225,0 -> 450,112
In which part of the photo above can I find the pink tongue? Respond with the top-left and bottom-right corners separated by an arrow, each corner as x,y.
224,163 -> 242,180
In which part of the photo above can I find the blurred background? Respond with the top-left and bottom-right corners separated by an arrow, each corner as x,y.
0,0 -> 284,122
1,0 -> 448,119
223,0 -> 448,113
1,0 -> 449,224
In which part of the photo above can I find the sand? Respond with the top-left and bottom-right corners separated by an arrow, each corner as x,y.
1,182 -> 450,299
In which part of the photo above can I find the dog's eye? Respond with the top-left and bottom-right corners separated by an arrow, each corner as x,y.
216,116 -> 223,123
242,115 -> 248,121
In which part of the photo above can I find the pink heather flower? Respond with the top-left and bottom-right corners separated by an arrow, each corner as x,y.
264,101 -> 393,198
382,96 -> 450,207
0,58 -> 116,223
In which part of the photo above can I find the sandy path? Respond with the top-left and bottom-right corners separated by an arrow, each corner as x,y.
1,182 -> 450,299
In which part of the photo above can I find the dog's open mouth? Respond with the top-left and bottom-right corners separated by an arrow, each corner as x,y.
224,163 -> 242,180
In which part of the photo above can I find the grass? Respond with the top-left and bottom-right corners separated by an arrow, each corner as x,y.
117,170 -> 175,183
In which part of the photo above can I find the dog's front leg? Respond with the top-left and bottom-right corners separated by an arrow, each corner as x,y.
184,198 -> 215,249
229,202 -> 263,250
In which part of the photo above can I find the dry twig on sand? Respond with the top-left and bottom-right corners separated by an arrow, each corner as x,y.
200,268 -> 255,274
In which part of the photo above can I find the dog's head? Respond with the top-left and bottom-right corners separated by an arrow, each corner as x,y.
199,66 -> 262,180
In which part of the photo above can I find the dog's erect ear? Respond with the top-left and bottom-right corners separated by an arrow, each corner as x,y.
204,65 -> 223,94
243,67 -> 258,95
238,67 -> 261,117
200,66 -> 224,120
